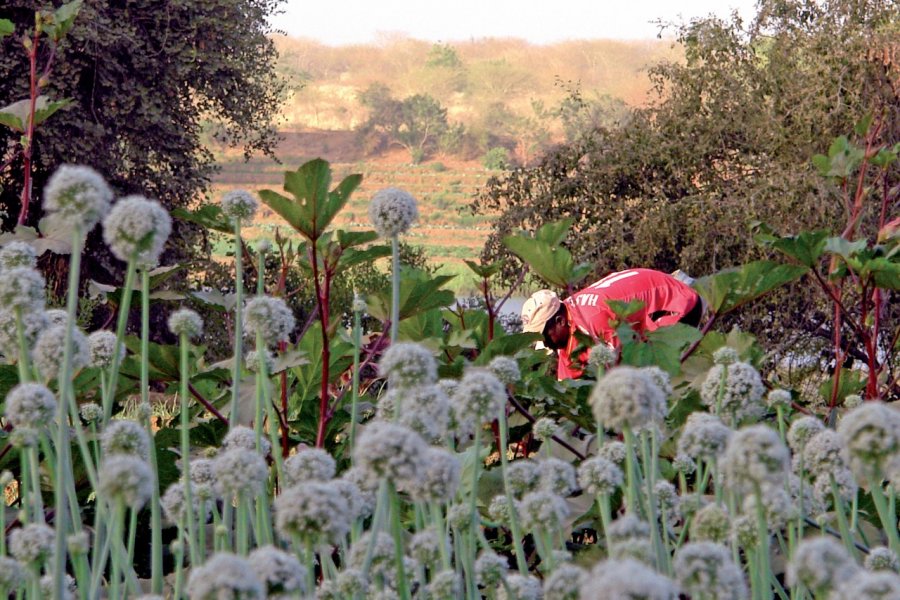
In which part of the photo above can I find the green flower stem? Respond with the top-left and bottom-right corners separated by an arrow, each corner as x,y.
465,427 -> 483,598
230,216 -> 245,427
869,479 -> 900,555
256,333 -> 284,485
622,427 -> 640,516
389,483 -> 411,600
715,364 -> 727,419
390,235 -> 400,342
257,248 -> 265,295
109,500 -> 125,600
349,306 -> 362,452
253,331 -> 266,454
797,457 -> 806,539
13,308 -> 31,383
830,476 -> 857,558
429,502 -> 451,570
640,431 -> 667,574
140,268 -> 164,593
173,527 -> 186,600
223,502 -> 234,551
362,480 -> 390,575
497,408 -> 527,573
179,332 -> 199,567
753,485 -> 772,600
103,257 -> 137,424
776,406 -> 786,442
598,493 -> 613,551
51,227 -> 85,599
236,493 -> 250,555
26,447 -> 43,523
126,507 -> 138,569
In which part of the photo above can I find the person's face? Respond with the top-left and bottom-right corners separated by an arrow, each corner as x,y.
542,309 -> 569,350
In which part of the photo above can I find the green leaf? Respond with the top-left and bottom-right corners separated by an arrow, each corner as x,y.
50,0 -> 82,40
818,368 -> 865,404
619,323 -> 701,375
0,364 -> 19,402
0,19 -> 14,39
172,204 -> 233,234
536,218 -> 575,246
261,159 -> 361,242
368,268 -> 456,323
474,332 -> 543,364
694,260 -> 808,315
464,259 -> 504,279
289,322 -> 354,418
823,236 -> 868,261
334,244 -> 391,275
770,230 -> 829,267
32,98 -> 71,126
606,299 -> 645,320
502,219 -> 591,289
865,257 -> 900,290
854,113 -> 874,136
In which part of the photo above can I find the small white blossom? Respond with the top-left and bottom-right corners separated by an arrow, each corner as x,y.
787,536 -> 859,596
167,308 -> 203,339
723,425 -> 790,493
101,419 -> 150,459
32,324 -> 90,381
220,189 -> 259,221
213,448 -> 268,499
0,309 -> 48,362
408,527 -> 449,566
803,429 -> 851,478
0,241 -> 36,271
590,366 -> 667,433
690,503 -> 731,543
587,343 -> 617,371
406,446 -> 461,502
543,563 -> 586,600
454,368 -> 508,422
767,388 -> 792,409
0,267 -> 45,312
99,455 -> 153,509
674,541 -> 748,600
533,417 -> 560,442
580,558 -> 678,599
39,573 -> 76,600
79,402 -> 103,423
4,383 -> 56,429
426,570 -> 461,600
498,574 -> 542,600
353,421 -> 426,489
45,309 -> 67,326
506,459 -> 540,498
598,441 -> 627,466
378,342 -> 437,388
222,425 -> 271,456
274,481 -> 352,544
102,195 -> 171,265
837,402 -> 900,483
186,552 -> 264,600
578,456 -> 623,496
42,164 -> 113,231
243,295 -> 295,346
537,457 -> 577,496
678,412 -> 732,462
283,448 -> 336,485
8,523 -> 55,563
0,556 -> 24,589
866,547 -> 900,572
833,571 -> 900,599
161,481 -> 206,525
712,347 -> 739,365
88,330 -> 124,368
787,416 -> 825,453
519,490 -> 569,532
368,187 -> 418,237
474,552 -> 508,588
488,355 -> 521,385
248,545 -> 308,598
700,362 -> 765,424
607,514 -> 653,563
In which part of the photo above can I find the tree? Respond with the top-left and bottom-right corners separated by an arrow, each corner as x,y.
471,0 -> 900,360
0,0 -> 285,245
357,86 -> 450,163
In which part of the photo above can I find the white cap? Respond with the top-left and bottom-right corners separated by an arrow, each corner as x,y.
521,290 -> 561,334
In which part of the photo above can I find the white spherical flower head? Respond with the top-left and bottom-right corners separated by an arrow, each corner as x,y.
9,523 -> 55,563
408,527 -> 449,565
843,393 -> 863,409
837,401 -> 900,481
607,514 -> 653,562
518,490 -> 570,531
79,402 -> 103,423
533,417 -> 560,442
787,416 -> 825,453
723,425 -> 790,492
787,536 -> 859,596
42,164 -> 113,231
0,267 -> 45,312
98,454 -> 153,509
283,447 -> 336,485
488,355 -> 521,385
0,241 -> 37,271
39,573 -> 76,600
498,574 -> 543,600
802,429 -> 851,478
255,239 -> 272,254
674,541 -> 748,600
0,556 -> 24,589
44,309 -> 67,326
32,323 -> 90,381
242,295 -> 295,346
220,189 -> 259,221
406,446 -> 461,502
474,552 -> 508,588
0,309 -> 48,361
454,368 -> 507,423
587,343 -> 617,371
767,388 -> 792,410
214,448 -> 269,499
167,308 -> 203,339
353,421 -> 427,488
247,545 -> 307,597
590,366 -> 667,433
351,291 -> 367,313
690,503 -> 731,543
578,456 -> 623,496
426,570 -> 461,600
330,478 -> 367,521
222,425 -> 271,456
186,552 -> 264,600
389,384 -> 451,443
87,330 -> 124,368
4,383 -> 56,429
641,366 -> 673,398
161,481 -> 206,524
598,441 -> 627,466
101,419 -> 150,459
245,348 -> 275,374
678,412 -> 732,462
368,187 -> 418,238
543,564 -> 587,600
866,546 -> 900,572
835,571 -> 900,599
712,346 -> 739,365
102,195 -> 171,264
378,342 -> 438,388
537,457 -> 577,496
506,459 -> 541,497
700,362 -> 765,424
274,481 -> 351,545
581,558 -> 679,600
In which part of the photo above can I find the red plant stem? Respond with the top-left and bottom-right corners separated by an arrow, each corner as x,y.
17,29 -> 40,226
482,277 -> 495,342
188,383 -> 227,425
680,313 -> 718,363
505,393 -> 586,461
829,291 -> 844,410
311,243 -> 331,448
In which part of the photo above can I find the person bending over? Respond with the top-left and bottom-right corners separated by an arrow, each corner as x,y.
520,268 -> 703,379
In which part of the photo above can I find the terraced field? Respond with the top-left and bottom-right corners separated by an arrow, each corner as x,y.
210,135 -> 502,292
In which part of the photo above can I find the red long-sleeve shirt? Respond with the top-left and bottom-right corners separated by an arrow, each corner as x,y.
557,269 -> 699,379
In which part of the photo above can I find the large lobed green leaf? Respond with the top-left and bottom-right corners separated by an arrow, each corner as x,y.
694,260 -> 808,315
